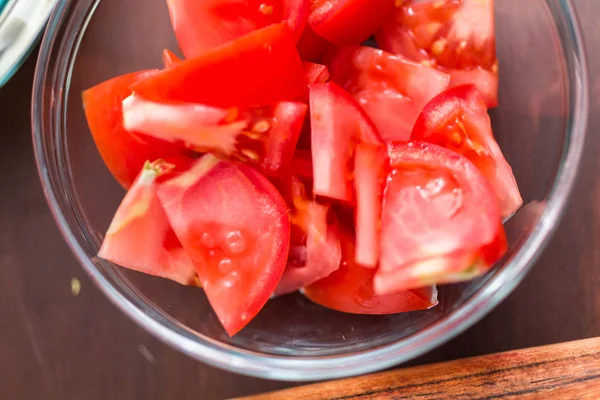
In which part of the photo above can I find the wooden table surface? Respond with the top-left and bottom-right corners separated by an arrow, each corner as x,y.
1,1 -> 599,399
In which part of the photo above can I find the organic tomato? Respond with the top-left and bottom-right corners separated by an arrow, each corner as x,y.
411,85 -> 522,218
297,25 -> 331,62
354,144 -> 387,268
276,179 -> 341,295
374,141 -> 507,294
162,49 -> 182,68
122,94 -> 306,177
303,61 -> 330,84
326,46 -> 450,142
131,23 -> 308,108
167,0 -> 309,58
303,234 -> 438,314
309,81 -> 382,202
99,159 -> 198,285
308,0 -> 395,46
157,155 -> 290,336
82,71 -> 190,188
376,0 -> 498,107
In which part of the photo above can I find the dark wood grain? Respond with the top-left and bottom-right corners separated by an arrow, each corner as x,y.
239,338 -> 600,399
0,1 -> 599,399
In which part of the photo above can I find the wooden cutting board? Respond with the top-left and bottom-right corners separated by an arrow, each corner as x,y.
238,337 -> 600,399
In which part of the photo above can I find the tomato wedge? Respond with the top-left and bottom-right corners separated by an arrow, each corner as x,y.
374,142 -> 506,294
276,180 -> 341,295
167,0 -> 309,58
122,95 -> 306,177
376,0 -> 498,107
99,159 -> 198,285
303,233 -> 438,314
326,46 -> 450,142
354,144 -> 387,268
82,71 -> 190,188
162,49 -> 182,69
157,155 -> 290,336
304,61 -> 330,84
309,82 -> 382,202
308,0 -> 395,46
131,23 -> 308,108
411,85 -> 522,218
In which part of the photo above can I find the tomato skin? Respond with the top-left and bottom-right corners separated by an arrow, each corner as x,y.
309,82 -> 382,202
376,0 -> 498,107
303,234 -> 438,314
326,46 -> 450,142
122,94 -> 306,178
374,141 -> 506,293
99,159 -> 198,285
411,85 -> 522,218
131,23 -> 308,108
309,0 -> 395,46
82,70 -> 191,188
157,155 -> 290,336
167,0 -> 309,58
162,49 -> 182,69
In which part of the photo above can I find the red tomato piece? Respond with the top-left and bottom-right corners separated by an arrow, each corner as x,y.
374,141 -> 507,294
309,82 -> 382,202
376,0 -> 498,107
297,25 -> 331,62
167,0 -> 309,58
411,85 -> 522,218
291,149 -> 313,180
82,71 -> 190,188
275,180 -> 341,295
122,94 -> 307,178
326,46 -> 450,142
162,49 -> 182,69
303,61 -> 330,84
303,234 -> 438,314
99,159 -> 198,285
157,155 -> 290,336
354,144 -> 387,268
308,0 -> 395,46
131,23 -> 308,108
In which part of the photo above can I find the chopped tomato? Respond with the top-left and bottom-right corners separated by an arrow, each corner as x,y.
326,46 -> 450,142
411,85 -> 522,218
131,23 -> 308,108
99,159 -> 198,285
82,70 -> 190,188
276,179 -> 341,295
376,0 -> 498,107
374,141 -> 506,294
157,155 -> 290,336
354,144 -> 387,268
303,61 -> 330,84
167,0 -> 309,58
122,94 -> 307,177
309,81 -> 382,202
297,25 -> 331,62
308,0 -> 395,46
162,49 -> 182,68
303,234 -> 438,314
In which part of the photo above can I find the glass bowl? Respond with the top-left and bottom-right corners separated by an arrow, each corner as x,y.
32,0 -> 588,381
0,0 -> 58,87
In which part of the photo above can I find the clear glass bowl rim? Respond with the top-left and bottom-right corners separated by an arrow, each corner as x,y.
31,0 -> 589,381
